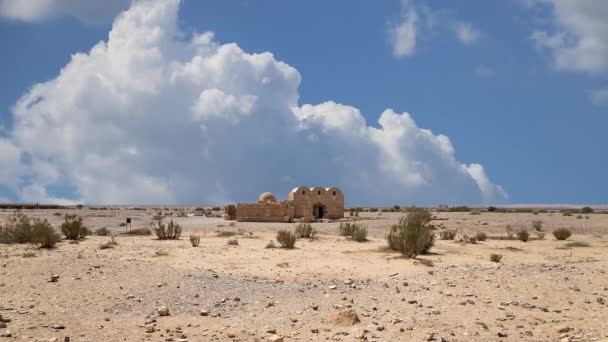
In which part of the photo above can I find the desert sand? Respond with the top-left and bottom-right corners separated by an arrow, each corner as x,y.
1,208 -> 607,341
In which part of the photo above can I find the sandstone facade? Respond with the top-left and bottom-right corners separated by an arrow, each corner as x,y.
231,187 -> 344,222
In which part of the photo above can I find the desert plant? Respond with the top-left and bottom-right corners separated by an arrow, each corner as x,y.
31,219 -> 61,248
439,229 -> 457,240
469,236 -> 477,244
99,236 -> 117,249
295,223 -> 317,239
265,240 -> 276,249
487,206 -> 497,212
386,212 -> 435,258
276,230 -> 297,248
227,238 -> 239,246
517,229 -> 529,242
0,211 -> 33,244
505,225 -> 514,240
95,227 -> 111,236
338,222 -> 357,237
553,228 -> 572,240
125,228 -> 152,236
150,219 -> 182,240
532,220 -> 543,231
475,232 -> 487,241
490,253 -> 503,263
536,231 -> 545,240
60,214 -> 88,240
449,206 -> 471,212
189,235 -> 200,247
562,210 -> 573,216
581,206 -> 594,214
401,207 -> 433,224
565,241 -> 590,248
352,225 -> 368,242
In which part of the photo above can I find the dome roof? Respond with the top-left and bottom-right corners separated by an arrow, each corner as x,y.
258,192 -> 277,203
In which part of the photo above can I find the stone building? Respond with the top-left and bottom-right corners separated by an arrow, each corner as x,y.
229,186 -> 344,222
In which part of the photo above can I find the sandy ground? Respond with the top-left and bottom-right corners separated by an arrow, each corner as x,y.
1,208 -> 607,341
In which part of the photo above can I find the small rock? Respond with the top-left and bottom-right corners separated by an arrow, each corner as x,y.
556,326 -> 570,334
497,331 -> 508,337
51,324 -> 65,330
157,306 -> 170,317
329,309 -> 360,327
199,310 -> 209,316
268,335 -> 284,342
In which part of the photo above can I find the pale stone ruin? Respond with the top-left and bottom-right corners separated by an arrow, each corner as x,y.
225,186 -> 344,222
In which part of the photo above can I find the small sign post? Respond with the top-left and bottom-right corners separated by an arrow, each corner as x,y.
126,217 -> 132,233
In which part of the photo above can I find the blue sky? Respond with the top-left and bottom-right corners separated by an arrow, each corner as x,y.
0,0 -> 606,205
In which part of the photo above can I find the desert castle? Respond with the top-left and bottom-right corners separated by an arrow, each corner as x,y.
225,186 -> 345,222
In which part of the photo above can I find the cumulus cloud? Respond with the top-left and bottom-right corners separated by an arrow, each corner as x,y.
0,0 -> 131,24
453,21 -> 480,45
529,0 -> 608,74
2,0 -> 506,205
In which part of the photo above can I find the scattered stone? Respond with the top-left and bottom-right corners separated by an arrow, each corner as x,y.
597,297 -> 605,305
329,309 -> 360,327
157,306 -> 170,317
556,326 -> 571,334
268,335 -> 284,342
199,310 -> 209,316
497,331 -> 508,338
51,324 -> 65,330
48,275 -> 60,283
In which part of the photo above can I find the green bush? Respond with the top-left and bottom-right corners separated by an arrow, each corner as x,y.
295,223 -> 317,239
276,230 -> 296,248
352,225 -> 368,242
339,222 -> 357,237
60,214 -> 88,240
581,206 -> 594,214
31,219 -> 61,248
475,232 -> 487,241
449,206 -> 471,212
439,229 -> 457,240
0,211 -> 33,244
150,219 -> 182,240
401,207 -> 433,224
517,229 -> 529,242
386,212 -> 435,258
487,206 -> 497,212
553,228 -> 572,240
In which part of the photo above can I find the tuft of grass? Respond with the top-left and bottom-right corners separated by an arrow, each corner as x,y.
553,228 -> 572,240
276,230 -> 297,249
352,225 -> 368,242
439,229 -> 457,240
60,214 -> 89,240
386,210 -> 435,258
295,223 -> 317,239
216,230 -> 237,237
338,222 -> 357,237
189,235 -> 200,247
517,229 -> 529,242
475,232 -> 487,241
227,238 -> 239,246
490,253 -> 503,263
151,219 -> 182,240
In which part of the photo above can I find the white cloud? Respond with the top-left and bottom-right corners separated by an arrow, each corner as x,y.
388,1 -> 419,58
453,21 -> 480,45
529,0 -> 608,74
0,138 -> 21,187
0,0 -> 131,24
474,65 -> 496,78
590,88 -> 608,106
2,0 -> 506,205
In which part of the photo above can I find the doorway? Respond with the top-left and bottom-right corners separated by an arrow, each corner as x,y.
313,204 -> 326,219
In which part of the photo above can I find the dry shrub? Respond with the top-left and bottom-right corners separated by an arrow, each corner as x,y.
227,238 -> 239,246
216,230 -> 237,237
386,210 -> 435,258
352,225 -> 368,242
151,219 -> 182,240
490,253 -> 503,262
439,229 -> 457,240
95,227 -> 111,236
32,219 -> 61,248
61,214 -> 89,240
190,235 -> 200,247
277,230 -> 297,249
99,235 -> 118,249
532,220 -> 543,231
517,229 -> 529,242
469,236 -> 477,244
0,211 -> 33,244
505,225 -> 514,240
125,228 -> 152,236
475,232 -> 487,241
564,241 -> 590,248
338,222 -> 357,237
536,231 -> 545,240
295,223 -> 317,239
553,228 -> 572,240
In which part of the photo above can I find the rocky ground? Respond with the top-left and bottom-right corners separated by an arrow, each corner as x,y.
0,208 -> 607,341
